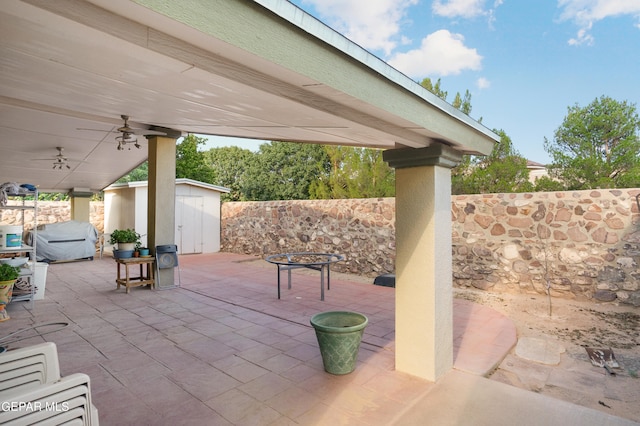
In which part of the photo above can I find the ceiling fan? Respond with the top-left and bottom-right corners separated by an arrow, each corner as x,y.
32,147 -> 83,170
78,115 -> 167,151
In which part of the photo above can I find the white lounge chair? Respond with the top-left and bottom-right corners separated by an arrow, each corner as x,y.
0,342 -> 99,425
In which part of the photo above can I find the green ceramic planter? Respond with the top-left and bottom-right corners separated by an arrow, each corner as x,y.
310,311 -> 368,375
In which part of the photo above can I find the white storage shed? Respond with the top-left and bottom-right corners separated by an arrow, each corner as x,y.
104,179 -> 230,254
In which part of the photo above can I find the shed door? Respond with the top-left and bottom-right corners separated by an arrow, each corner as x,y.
176,195 -> 203,254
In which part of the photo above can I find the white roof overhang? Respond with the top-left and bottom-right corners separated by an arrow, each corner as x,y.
0,0 -> 497,192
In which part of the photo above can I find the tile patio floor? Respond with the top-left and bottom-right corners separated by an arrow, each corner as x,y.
2,253 -> 517,425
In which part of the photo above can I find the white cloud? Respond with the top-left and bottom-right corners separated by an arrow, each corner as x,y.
558,0 -> 640,45
476,77 -> 491,89
433,0 -> 485,18
300,0 -> 418,55
432,0 -> 504,20
388,30 -> 482,78
568,26 -> 595,45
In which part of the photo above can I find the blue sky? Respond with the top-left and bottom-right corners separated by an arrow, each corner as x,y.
203,0 -> 640,164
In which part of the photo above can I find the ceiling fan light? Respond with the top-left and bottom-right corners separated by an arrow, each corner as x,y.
115,132 -> 138,151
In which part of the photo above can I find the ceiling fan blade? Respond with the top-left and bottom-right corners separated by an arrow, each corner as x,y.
118,127 -> 166,136
78,127 -> 165,136
32,157 -> 87,163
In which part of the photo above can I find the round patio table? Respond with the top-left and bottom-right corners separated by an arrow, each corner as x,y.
265,252 -> 344,301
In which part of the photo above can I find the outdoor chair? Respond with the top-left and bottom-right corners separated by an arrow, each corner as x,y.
0,342 -> 99,425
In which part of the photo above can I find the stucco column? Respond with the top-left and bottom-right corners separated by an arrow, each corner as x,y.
383,145 -> 461,381
69,194 -> 91,223
147,135 -> 177,289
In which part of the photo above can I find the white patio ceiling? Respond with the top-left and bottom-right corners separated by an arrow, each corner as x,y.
0,0 -> 497,193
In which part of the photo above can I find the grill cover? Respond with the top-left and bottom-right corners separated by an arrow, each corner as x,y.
28,221 -> 99,262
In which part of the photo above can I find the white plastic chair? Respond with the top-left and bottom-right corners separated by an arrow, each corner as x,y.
0,342 -> 99,425
0,373 -> 97,425
0,342 -> 60,397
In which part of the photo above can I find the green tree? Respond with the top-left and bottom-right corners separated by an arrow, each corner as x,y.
451,155 -> 473,195
533,175 -> 565,192
420,78 -> 474,118
310,146 -> 395,199
205,146 -> 255,201
351,148 -> 395,197
419,78 -> 526,194
452,90 -> 472,115
176,134 -> 216,184
453,130 -> 532,194
116,161 -> 148,183
544,96 -> 640,189
420,77 -> 448,100
243,142 -> 330,200
309,145 -> 346,199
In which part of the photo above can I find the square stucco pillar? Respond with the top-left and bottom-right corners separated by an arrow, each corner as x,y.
69,195 -> 91,223
384,145 -> 461,381
147,135 -> 177,289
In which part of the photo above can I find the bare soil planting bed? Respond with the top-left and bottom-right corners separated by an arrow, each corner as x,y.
455,288 -> 640,423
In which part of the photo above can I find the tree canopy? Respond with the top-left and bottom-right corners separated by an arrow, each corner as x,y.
310,146 -> 395,199
176,134 -> 216,184
452,129 -> 532,194
544,96 -> 640,189
116,161 -> 148,183
419,78 -> 529,194
204,146 -> 255,201
242,141 -> 330,200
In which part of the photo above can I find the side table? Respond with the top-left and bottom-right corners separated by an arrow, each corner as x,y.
115,257 -> 155,293
265,253 -> 344,301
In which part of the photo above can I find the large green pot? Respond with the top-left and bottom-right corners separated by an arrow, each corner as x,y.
310,311 -> 368,375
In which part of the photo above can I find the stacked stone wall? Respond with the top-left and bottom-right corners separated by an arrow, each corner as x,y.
222,199 -> 395,276
4,195 -> 640,305
1,201 -> 104,233
452,190 -> 640,305
221,190 -> 640,306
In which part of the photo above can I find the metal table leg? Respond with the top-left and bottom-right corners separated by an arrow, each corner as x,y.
277,264 -> 281,299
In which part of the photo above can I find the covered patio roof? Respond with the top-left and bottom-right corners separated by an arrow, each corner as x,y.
0,0 -> 497,193
2,0 -> 501,383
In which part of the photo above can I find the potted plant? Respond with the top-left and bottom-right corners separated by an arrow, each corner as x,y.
0,263 -> 20,322
109,229 -> 140,259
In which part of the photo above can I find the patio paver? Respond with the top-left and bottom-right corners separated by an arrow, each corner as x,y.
3,252 -> 627,425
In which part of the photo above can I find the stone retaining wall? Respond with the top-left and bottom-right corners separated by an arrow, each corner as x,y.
5,195 -> 640,305
221,199 -> 395,276
1,201 -> 104,233
221,190 -> 640,306
452,190 -> 640,305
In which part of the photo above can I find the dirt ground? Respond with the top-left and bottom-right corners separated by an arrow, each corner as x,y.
455,288 -> 640,423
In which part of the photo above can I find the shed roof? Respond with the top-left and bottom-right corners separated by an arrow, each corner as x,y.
105,179 -> 230,194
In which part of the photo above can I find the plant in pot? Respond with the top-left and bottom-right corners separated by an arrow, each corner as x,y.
0,263 -> 20,322
109,229 -> 140,259
132,242 -> 150,258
